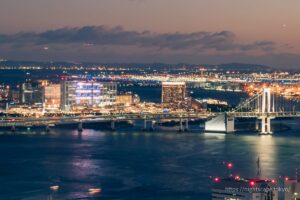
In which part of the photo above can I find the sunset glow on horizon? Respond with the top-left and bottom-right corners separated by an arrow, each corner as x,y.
1,0 -> 300,68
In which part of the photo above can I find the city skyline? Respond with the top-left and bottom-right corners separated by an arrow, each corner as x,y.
2,1 -> 300,199
1,0 -> 300,68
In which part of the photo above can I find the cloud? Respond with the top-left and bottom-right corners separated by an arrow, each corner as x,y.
2,25 -> 298,68
0,25 -> 276,53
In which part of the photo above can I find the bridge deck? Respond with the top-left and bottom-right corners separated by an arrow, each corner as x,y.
228,112 -> 300,118
0,112 -> 213,127
1,111 -> 299,128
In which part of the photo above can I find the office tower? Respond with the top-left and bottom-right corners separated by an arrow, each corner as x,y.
43,84 -> 61,110
161,82 -> 187,109
60,80 -> 76,111
20,81 -> 43,105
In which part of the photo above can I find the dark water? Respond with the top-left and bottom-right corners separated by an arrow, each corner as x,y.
1,128 -> 300,199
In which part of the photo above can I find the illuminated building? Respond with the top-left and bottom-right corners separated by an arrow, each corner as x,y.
132,94 -> 140,104
37,80 -> 49,87
9,89 -> 20,103
116,93 -> 133,106
161,82 -> 187,108
212,177 -> 278,200
0,84 -> 9,100
43,84 -> 61,110
161,81 -> 192,110
60,80 -> 117,111
20,81 -> 43,105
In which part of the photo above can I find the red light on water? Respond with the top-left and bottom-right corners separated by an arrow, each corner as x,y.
227,162 -> 233,169
214,177 -> 220,182
250,181 -> 255,186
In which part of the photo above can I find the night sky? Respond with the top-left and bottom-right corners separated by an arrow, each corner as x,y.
0,0 -> 299,68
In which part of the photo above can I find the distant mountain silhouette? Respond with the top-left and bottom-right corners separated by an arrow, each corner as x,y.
0,60 -> 273,72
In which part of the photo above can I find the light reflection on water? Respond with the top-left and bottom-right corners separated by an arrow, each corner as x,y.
254,135 -> 277,178
0,128 -> 300,199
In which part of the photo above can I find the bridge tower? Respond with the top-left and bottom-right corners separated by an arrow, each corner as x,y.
259,88 -> 273,134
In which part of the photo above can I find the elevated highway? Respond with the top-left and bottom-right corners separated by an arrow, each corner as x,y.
0,112 -> 214,131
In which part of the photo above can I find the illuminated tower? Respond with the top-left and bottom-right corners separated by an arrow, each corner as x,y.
259,88 -> 273,134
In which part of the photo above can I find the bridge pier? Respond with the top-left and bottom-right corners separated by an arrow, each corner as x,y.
266,118 -> 272,133
205,113 -> 235,133
45,125 -> 50,132
11,125 -> 16,132
143,119 -> 147,131
150,121 -> 155,131
260,117 -> 272,134
178,118 -> 184,132
78,121 -> 83,132
128,120 -> 135,127
185,119 -> 189,132
225,115 -> 235,133
111,120 -> 116,131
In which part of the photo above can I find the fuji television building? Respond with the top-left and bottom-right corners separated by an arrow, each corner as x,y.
60,80 -> 117,111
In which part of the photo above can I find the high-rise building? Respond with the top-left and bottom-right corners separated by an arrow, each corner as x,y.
0,84 -> 9,100
20,81 -> 43,105
43,84 -> 61,110
60,80 -> 117,111
161,82 -> 187,109
9,89 -> 20,103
